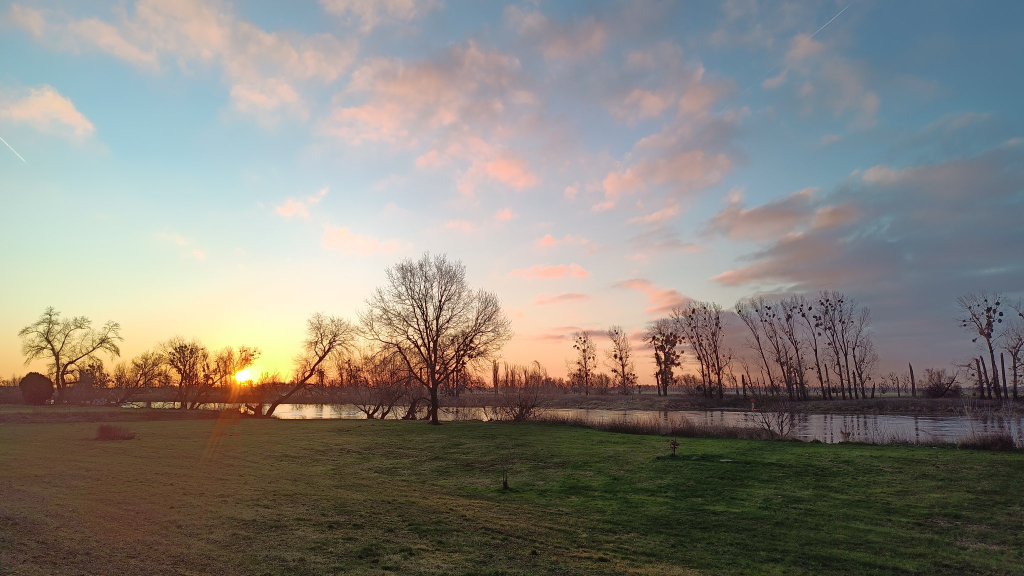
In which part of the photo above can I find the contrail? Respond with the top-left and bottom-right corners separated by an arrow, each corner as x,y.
0,134 -> 28,164
716,3 -> 853,115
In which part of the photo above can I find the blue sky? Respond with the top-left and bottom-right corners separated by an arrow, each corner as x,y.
2,0 -> 1022,382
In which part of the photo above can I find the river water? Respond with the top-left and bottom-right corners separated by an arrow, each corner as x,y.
264,403 -> 1023,444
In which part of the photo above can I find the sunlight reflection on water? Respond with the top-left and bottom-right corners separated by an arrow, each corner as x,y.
267,403 -> 1022,444
126,401 -> 1021,444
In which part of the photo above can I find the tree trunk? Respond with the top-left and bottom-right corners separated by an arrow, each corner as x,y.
987,344 -> 1001,400
1000,353 -> 1009,400
909,363 -> 916,398
979,357 -> 991,399
1013,354 -> 1019,400
429,385 -> 440,425
975,358 -> 984,398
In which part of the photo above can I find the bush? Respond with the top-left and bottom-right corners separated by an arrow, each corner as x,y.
19,372 -> 54,405
95,424 -> 136,441
922,368 -> 963,398
957,432 -> 1019,451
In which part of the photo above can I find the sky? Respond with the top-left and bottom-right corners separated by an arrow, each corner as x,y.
1,0 -> 1022,384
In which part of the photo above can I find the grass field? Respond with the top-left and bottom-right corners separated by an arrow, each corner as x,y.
1,408 -> 1022,575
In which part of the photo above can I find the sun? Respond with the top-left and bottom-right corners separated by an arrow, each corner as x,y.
235,368 -> 252,383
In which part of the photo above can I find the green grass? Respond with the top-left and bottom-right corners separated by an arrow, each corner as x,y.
1,410 -> 1022,575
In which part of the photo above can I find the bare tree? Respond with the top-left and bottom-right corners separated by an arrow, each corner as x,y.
736,298 -> 779,397
569,331 -> 598,395
111,351 -> 167,404
675,302 -> 729,398
251,314 -> 357,417
211,346 -> 261,397
350,348 -> 410,420
645,318 -> 682,396
1004,301 -> 1024,400
606,326 -> 638,395
817,291 -> 859,399
18,307 -> 122,403
362,253 -> 512,425
849,308 -> 876,398
957,291 -> 1005,399
798,298 -> 832,399
486,362 -> 544,422
162,337 -> 213,409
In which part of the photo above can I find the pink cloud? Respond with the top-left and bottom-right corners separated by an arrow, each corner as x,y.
494,208 -> 516,221
274,188 -> 329,219
705,187 -> 819,241
505,7 -> 607,61
533,234 -> 593,250
508,264 -> 590,279
786,33 -> 824,63
617,278 -> 689,315
323,41 -> 529,145
322,225 -> 402,255
534,293 -> 592,305
678,83 -> 726,115
484,156 -> 538,189
0,84 -> 94,139
9,1 -> 356,121
601,150 -> 731,208
319,0 -> 439,32
275,198 -> 310,219
861,164 -> 910,186
628,203 -> 679,225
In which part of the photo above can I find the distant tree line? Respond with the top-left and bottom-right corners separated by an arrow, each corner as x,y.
9,259 -> 1024,413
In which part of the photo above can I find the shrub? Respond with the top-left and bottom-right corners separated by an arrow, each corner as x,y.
957,432 -> 1019,451
19,372 -> 53,405
922,368 -> 963,398
96,424 -> 136,441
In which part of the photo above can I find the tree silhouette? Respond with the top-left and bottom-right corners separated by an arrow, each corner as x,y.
606,326 -> 638,395
957,291 -> 1004,399
362,253 -> 511,424
569,331 -> 597,396
18,307 -> 122,403
645,318 -> 682,396
261,313 -> 356,417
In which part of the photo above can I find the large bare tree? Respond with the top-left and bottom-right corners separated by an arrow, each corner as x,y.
957,291 -> 1005,399
645,318 -> 682,396
569,331 -> 598,396
19,307 -> 122,403
606,326 -> 638,395
362,253 -> 512,424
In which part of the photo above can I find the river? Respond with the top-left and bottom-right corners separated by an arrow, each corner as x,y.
262,403 -> 1023,444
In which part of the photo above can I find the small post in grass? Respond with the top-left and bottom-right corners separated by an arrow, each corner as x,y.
669,437 -> 679,457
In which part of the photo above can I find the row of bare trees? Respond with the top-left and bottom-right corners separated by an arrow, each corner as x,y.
573,293 -> 874,402
567,326 -> 640,396
737,292 -> 876,401
958,291 -> 1023,401
640,302 -> 730,398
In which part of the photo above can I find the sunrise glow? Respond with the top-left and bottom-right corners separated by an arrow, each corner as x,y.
2,3 -> 1022,574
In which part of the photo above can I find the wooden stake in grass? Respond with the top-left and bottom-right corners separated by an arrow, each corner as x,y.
669,438 -> 679,456
501,448 -> 513,490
